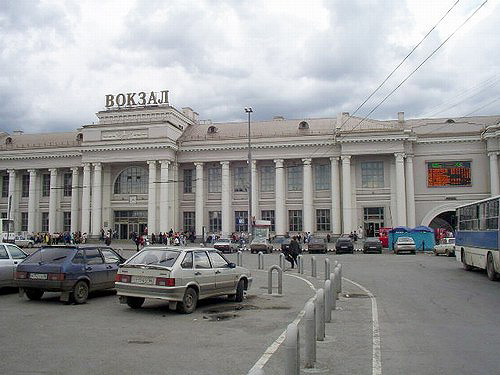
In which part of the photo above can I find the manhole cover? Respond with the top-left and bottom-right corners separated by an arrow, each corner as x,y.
343,293 -> 370,298
128,340 -> 153,344
203,313 -> 239,321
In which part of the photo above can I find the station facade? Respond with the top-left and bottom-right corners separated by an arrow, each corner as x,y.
1,92 -> 500,239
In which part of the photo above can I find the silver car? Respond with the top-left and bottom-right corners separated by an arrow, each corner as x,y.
213,238 -> 239,253
0,243 -> 28,288
395,237 -> 416,255
434,238 -> 455,257
115,247 -> 252,313
14,236 -> 35,248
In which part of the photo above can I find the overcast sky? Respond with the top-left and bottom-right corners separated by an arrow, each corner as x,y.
0,0 -> 499,134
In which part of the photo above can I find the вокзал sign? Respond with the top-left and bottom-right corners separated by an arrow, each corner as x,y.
105,90 -> 169,108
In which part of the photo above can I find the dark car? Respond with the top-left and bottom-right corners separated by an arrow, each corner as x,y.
335,236 -> 354,254
308,237 -> 327,254
280,238 -> 302,254
363,238 -> 382,254
16,245 -> 125,304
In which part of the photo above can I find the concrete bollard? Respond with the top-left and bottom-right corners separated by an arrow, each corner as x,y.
324,258 -> 331,280
297,255 -> 304,274
324,279 -> 332,323
237,251 -> 243,266
334,267 -> 340,298
258,251 -> 264,270
268,265 -> 283,295
334,260 -> 339,268
311,256 -> 317,277
247,367 -> 265,375
338,263 -> 342,293
285,323 -> 300,375
329,272 -> 337,310
304,301 -> 316,368
315,289 -> 325,341
279,253 -> 285,270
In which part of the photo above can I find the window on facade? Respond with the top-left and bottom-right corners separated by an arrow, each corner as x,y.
235,211 -> 248,232
183,212 -> 195,232
361,162 -> 384,188
114,167 -> 148,194
63,212 -> 71,232
208,167 -> 221,193
42,174 -> 50,197
315,164 -> 330,191
288,165 -> 303,191
209,211 -> 222,233
316,209 -> 331,231
63,173 -> 72,197
1,175 -> 8,197
21,175 -> 29,198
41,212 -> 49,232
260,166 -> 275,192
21,212 -> 28,232
289,210 -> 303,232
363,207 -> 384,222
183,169 -> 194,194
261,210 -> 275,231
234,166 -> 248,192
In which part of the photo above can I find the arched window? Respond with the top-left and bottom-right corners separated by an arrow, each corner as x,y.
298,121 -> 309,130
114,167 -> 148,194
207,125 -> 217,134
446,119 -> 455,123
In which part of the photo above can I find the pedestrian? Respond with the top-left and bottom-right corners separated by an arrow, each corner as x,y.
289,236 -> 300,268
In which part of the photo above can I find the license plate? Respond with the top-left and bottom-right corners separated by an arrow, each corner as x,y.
370,247 -> 377,249
29,273 -> 47,280
132,276 -> 154,285
341,246 -> 347,249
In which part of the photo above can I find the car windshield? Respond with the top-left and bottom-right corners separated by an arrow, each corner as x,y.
128,249 -> 180,267
337,238 -> 351,243
24,247 -> 74,263
310,238 -> 324,244
443,238 -> 455,244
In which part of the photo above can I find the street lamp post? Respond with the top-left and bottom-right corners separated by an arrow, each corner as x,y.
245,107 -> 253,242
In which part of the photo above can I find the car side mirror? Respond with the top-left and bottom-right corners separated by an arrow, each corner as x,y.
227,262 -> 236,268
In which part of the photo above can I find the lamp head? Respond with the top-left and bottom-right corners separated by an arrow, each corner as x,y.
244,107 -> 253,113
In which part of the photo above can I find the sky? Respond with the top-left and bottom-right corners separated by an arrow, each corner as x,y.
0,0 -> 499,134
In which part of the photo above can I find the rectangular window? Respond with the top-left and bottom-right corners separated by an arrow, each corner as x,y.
63,212 -> 71,232
21,212 -> 28,232
361,162 -> 384,188
234,166 -> 248,192
316,209 -> 331,231
2,175 -> 9,197
289,210 -> 303,232
288,165 -> 303,191
21,174 -> 30,198
41,212 -> 49,232
208,167 -> 222,193
235,211 -> 248,232
42,174 -> 50,197
260,166 -> 275,192
261,210 -> 275,232
315,164 -> 330,191
63,173 -> 72,197
183,169 -> 194,194
183,212 -> 195,232
209,211 -> 222,233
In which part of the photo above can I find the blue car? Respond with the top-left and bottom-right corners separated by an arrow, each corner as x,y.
16,245 -> 125,304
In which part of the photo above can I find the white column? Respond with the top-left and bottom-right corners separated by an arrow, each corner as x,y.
48,168 -> 58,234
81,163 -> 91,235
27,169 -> 37,234
7,170 -> 17,226
147,160 -> 157,235
194,162 -> 204,239
274,159 -> 286,236
330,157 -> 341,235
405,155 -> 416,228
221,161 -> 231,237
341,155 -> 352,234
91,163 -> 102,236
170,163 -> 179,231
302,158 -> 313,233
159,160 -> 170,232
395,153 -> 407,226
489,152 -> 499,196
70,167 -> 79,233
251,160 -> 258,220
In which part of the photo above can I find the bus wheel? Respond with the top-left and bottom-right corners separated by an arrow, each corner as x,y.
486,253 -> 499,281
462,250 -> 472,271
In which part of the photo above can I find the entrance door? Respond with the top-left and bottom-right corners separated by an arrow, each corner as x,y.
363,207 -> 384,237
128,223 -> 138,238
119,224 -> 128,240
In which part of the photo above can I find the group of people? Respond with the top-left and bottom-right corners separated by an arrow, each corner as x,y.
29,231 -> 88,245
130,229 -> 196,252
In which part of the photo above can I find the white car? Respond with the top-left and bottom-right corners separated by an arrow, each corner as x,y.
14,236 -> 35,248
434,238 -> 455,257
0,243 -> 28,288
394,237 -> 416,255
213,238 -> 240,253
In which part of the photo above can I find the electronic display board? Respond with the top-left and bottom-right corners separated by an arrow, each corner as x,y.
427,161 -> 471,187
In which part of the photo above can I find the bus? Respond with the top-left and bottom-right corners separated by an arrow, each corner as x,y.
0,218 -> 15,243
455,196 -> 500,281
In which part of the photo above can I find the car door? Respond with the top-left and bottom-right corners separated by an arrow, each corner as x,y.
208,251 -> 237,294
100,248 -> 123,287
193,251 -> 216,298
6,244 -> 27,285
0,245 -> 15,287
84,248 -> 108,290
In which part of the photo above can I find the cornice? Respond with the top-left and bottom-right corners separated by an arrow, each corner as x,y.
81,143 -> 178,153
415,136 -> 482,144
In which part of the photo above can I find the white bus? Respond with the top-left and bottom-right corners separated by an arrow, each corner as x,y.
0,218 -> 15,243
455,196 -> 500,281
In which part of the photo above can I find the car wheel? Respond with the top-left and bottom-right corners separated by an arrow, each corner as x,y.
462,250 -> 472,271
234,279 -> 245,302
126,296 -> 145,309
178,287 -> 198,314
434,251 -> 439,256
73,281 -> 89,304
25,288 -> 44,301
486,253 -> 499,281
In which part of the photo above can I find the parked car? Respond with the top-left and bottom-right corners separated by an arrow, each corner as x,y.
213,238 -> 239,253
394,237 -> 416,255
116,247 -> 252,313
307,237 -> 327,254
0,243 -> 28,288
434,237 -> 455,257
280,238 -> 292,253
335,236 -> 354,254
250,237 -> 273,254
363,237 -> 383,254
14,235 -> 35,248
15,245 -> 125,304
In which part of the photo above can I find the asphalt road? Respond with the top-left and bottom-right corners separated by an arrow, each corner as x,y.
0,250 -> 498,375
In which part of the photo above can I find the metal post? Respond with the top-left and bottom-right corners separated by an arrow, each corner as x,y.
258,251 -> 264,270
304,301 -> 316,368
268,265 -> 283,295
334,267 -> 340,298
245,107 -> 253,242
330,272 -> 337,310
324,258 -> 330,280
311,256 -> 317,277
337,263 -> 342,293
285,323 -> 300,375
237,251 -> 243,266
315,289 -> 325,341
324,279 -> 332,323
279,253 -> 285,270
297,255 -> 303,274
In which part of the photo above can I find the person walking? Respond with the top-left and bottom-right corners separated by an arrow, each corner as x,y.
288,236 -> 300,269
